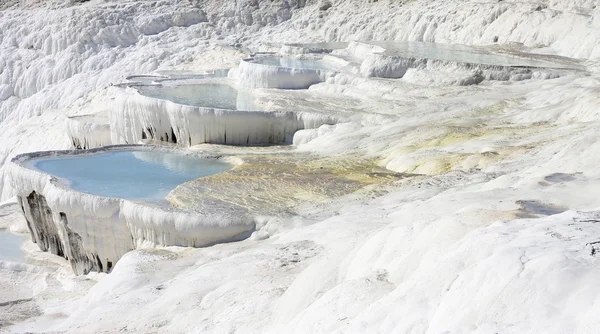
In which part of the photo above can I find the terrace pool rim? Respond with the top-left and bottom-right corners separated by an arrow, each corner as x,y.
12,144 -> 236,204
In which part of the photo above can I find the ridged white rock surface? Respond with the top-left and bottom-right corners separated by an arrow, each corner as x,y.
123,201 -> 253,249
360,53 -> 567,81
237,58 -> 332,89
4,0 -> 600,332
8,146 -> 255,274
66,113 -> 112,149
110,87 -> 338,146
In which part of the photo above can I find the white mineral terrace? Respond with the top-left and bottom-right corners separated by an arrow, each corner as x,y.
67,41 -> 577,150
110,83 -> 339,146
337,41 -> 582,80
9,145 -> 254,274
235,55 -> 339,89
3,0 -> 600,331
13,39 -> 583,276
66,111 -> 112,150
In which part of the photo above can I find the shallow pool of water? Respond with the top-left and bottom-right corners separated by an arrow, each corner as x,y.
255,56 -> 333,70
29,151 -> 232,200
137,83 -> 240,110
372,41 -> 570,68
0,230 -> 26,262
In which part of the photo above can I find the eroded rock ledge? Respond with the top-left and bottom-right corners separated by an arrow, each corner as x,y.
10,145 -> 409,275
18,191 -> 106,274
9,145 -> 254,275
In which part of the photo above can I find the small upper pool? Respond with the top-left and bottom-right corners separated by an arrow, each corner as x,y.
371,41 -> 573,69
28,150 -> 231,200
126,70 -> 230,85
254,56 -> 333,70
0,230 -> 26,262
137,83 -> 239,110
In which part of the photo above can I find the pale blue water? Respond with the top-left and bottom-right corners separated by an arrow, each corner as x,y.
372,41 -> 572,68
29,151 -> 231,200
256,56 -> 333,70
137,84 -> 239,110
126,70 -> 230,85
0,230 -> 26,262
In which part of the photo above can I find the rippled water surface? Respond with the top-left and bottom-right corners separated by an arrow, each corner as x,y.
30,151 -> 231,200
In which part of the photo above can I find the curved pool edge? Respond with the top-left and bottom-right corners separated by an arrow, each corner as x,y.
66,113 -> 112,150
110,86 -> 341,146
237,56 -> 338,89
9,145 -> 256,275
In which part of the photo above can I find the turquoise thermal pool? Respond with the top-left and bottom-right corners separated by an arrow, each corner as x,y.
371,41 -> 573,68
28,150 -> 232,200
137,83 -> 240,110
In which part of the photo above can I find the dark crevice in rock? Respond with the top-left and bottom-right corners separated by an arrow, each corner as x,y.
20,191 -> 107,275
72,138 -> 83,150
71,137 -> 89,150
171,127 -> 177,144
95,254 -> 103,272
25,191 -> 64,257
58,211 -> 103,275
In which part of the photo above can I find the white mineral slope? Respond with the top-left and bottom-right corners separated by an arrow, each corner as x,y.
0,0 -> 237,199
4,0 -> 600,333
244,0 -> 600,59
10,115 -> 600,333
1,0 -> 600,198
6,70 -> 600,332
